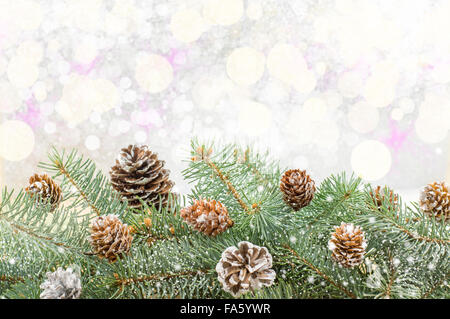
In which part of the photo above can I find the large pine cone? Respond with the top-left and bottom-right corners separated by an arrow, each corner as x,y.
280,169 -> 316,211
89,215 -> 133,262
328,223 -> 367,268
40,267 -> 82,299
215,241 -> 276,297
180,199 -> 234,236
419,181 -> 449,223
25,173 -> 62,210
369,185 -> 399,212
110,145 -> 174,211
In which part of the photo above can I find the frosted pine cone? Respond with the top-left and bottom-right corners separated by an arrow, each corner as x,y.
369,185 -> 399,212
280,169 -> 316,211
328,223 -> 367,268
25,173 -> 62,210
216,241 -> 276,297
89,214 -> 133,262
110,145 -> 174,211
40,267 -> 82,299
180,199 -> 234,236
419,182 -> 449,223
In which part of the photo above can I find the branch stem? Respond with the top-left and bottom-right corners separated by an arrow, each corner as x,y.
204,159 -> 250,213
53,158 -> 102,216
285,245 -> 357,299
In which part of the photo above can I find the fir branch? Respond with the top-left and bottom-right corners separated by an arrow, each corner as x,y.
284,244 -> 357,299
51,157 -> 102,217
203,158 -> 250,213
0,205 -> 77,251
7,220 -> 74,250
367,206 -> 449,245
421,273 -> 450,299
0,275 -> 24,284
384,253 -> 397,299
114,269 -> 211,287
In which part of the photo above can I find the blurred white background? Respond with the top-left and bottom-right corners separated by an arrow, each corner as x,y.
0,0 -> 449,202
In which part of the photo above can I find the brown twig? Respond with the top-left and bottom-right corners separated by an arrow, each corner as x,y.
5,219 -> 74,250
284,244 -> 357,299
204,159 -> 250,213
385,253 -> 396,299
0,274 -> 25,284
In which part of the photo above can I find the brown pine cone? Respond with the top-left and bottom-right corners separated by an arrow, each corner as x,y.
419,181 -> 449,223
25,173 -> 62,210
216,241 -> 276,297
280,169 -> 316,211
180,199 -> 234,236
369,185 -> 399,212
328,223 -> 367,268
89,215 -> 133,262
110,145 -> 174,211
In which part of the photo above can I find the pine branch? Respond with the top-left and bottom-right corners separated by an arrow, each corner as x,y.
53,157 -> 101,217
366,206 -> 449,245
421,273 -> 450,299
114,269 -> 211,287
284,244 -> 357,299
0,275 -> 24,284
203,158 -> 250,213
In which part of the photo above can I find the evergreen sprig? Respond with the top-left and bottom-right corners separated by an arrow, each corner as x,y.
0,139 -> 448,299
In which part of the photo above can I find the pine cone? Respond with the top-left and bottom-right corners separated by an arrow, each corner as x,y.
110,145 -> 174,211
25,173 -> 62,210
280,169 -> 316,211
369,185 -> 399,212
419,181 -> 449,223
180,199 -> 234,236
328,223 -> 367,268
215,241 -> 276,297
40,267 -> 82,299
89,214 -> 133,262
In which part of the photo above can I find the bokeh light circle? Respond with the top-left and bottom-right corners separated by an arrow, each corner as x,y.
351,140 -> 392,181
226,47 -> 265,86
135,53 -> 173,93
0,120 -> 35,161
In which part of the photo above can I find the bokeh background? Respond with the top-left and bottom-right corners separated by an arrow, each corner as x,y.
0,0 -> 449,201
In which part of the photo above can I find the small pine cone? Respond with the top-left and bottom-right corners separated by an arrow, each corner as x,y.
40,267 -> 82,299
216,241 -> 276,297
180,199 -> 234,236
280,169 -> 316,211
419,182 -> 449,223
110,145 -> 174,211
328,223 -> 367,268
89,215 -> 133,262
369,185 -> 399,212
25,173 -> 62,210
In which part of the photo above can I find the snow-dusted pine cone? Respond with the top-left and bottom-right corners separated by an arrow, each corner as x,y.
369,185 -> 399,212
216,241 -> 276,297
280,169 -> 316,211
25,173 -> 62,210
419,181 -> 449,223
180,199 -> 234,236
328,223 -> 367,268
110,145 -> 174,211
89,215 -> 133,262
40,267 -> 82,299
